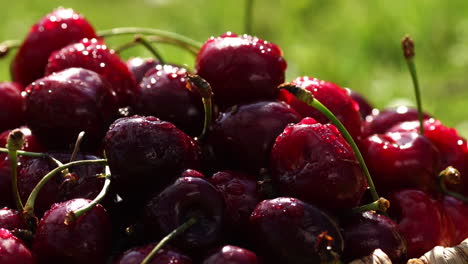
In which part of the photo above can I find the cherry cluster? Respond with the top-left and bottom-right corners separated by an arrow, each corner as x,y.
0,7 -> 466,264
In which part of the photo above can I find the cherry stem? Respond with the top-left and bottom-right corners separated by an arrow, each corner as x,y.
140,217 -> 197,264
132,35 -> 166,64
64,166 -> 112,225
7,129 -> 24,211
279,84 -> 380,202
0,148 -> 48,158
402,35 -> 424,135
245,0 -> 254,34
115,35 -> 198,56
0,39 -> 20,58
97,27 -> 202,50
350,197 -> 390,214
22,159 -> 108,222
70,131 -> 85,163
186,73 -> 213,139
438,166 -> 468,202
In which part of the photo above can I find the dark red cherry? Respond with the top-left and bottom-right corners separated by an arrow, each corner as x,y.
181,169 -> 205,178
387,189 -> 455,258
0,207 -> 27,231
0,158 -> 14,208
114,244 -> 192,264
196,32 -> 286,109
278,77 -> 362,140
11,7 -> 97,87
32,198 -> 111,264
202,245 -> 259,264
0,126 -> 46,160
0,228 -> 35,264
126,57 -> 159,84
361,131 -> 440,194
104,116 -> 201,200
345,88 -> 374,119
362,105 -> 431,137
134,65 -> 203,137
144,177 -> 225,252
24,67 -> 118,151
0,82 -> 25,132
249,197 -> 344,264
208,100 -> 301,173
270,118 -> 367,211
441,195 -> 468,244
45,38 -> 137,107
341,211 -> 407,264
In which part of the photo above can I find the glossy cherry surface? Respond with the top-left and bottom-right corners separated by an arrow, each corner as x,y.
135,64 -> 203,137
32,198 -> 112,264
196,32 -> 286,109
208,100 -> 301,173
341,211 -> 407,263
104,116 -> 201,200
0,228 -> 35,264
45,38 -> 137,107
11,7 -> 97,87
249,197 -> 344,264
0,207 -> 27,231
24,67 -> 118,151
114,245 -> 192,264
270,118 -> 367,211
441,195 -> 468,244
278,77 -> 362,140
202,245 -> 259,264
346,88 -> 374,119
126,57 -> 159,84
0,82 -> 25,132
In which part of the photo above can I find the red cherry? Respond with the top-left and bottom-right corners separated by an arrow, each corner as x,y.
126,57 -> 159,84
345,88 -> 374,119
202,245 -> 259,264
441,195 -> 468,244
114,245 -> 192,264
0,82 -> 25,132
0,207 -> 27,231
11,7 -> 97,87
0,228 -> 35,264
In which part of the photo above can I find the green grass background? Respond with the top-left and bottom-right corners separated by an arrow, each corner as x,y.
1,0 -> 468,136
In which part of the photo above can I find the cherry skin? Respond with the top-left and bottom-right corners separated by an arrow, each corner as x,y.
361,131 -> 440,194
134,64 -> 203,137
45,38 -> 137,107
441,195 -> 468,244
278,77 -> 362,140
181,169 -> 206,178
270,118 -> 367,211
144,176 -> 225,252
11,7 -> 97,88
126,57 -> 159,84
387,189 -> 455,259
202,245 -> 259,264
0,126 -> 46,160
345,88 -> 374,119
207,100 -> 301,173
24,67 -> 118,151
104,116 -> 201,201
340,211 -> 407,264
0,158 -> 14,207
196,32 -> 286,109
114,245 -> 192,264
0,228 -> 35,264
0,82 -> 25,132
0,207 -> 27,231
32,198 -> 112,264
249,197 -> 344,264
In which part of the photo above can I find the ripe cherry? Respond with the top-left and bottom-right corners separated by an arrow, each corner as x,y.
0,82 -> 25,132
126,57 -> 159,84
441,195 -> 468,244
114,245 -> 192,264
202,245 -> 259,264
0,228 -> 35,264
0,207 -> 27,231
345,88 -> 374,119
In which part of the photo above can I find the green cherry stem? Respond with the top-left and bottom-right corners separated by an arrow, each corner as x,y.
0,148 -> 48,158
350,197 -> 390,214
279,84 -> 380,202
97,27 -> 202,50
186,73 -> 214,140
140,217 -> 197,264
438,166 -> 468,202
69,131 -> 85,162
245,0 -> 254,34
132,35 -> 166,64
115,35 -> 198,56
0,39 -> 21,58
64,165 -> 112,225
402,35 -> 424,135
7,129 -> 25,211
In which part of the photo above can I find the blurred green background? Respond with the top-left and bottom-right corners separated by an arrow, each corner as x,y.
1,0 -> 468,136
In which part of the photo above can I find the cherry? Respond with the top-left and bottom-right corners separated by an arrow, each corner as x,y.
0,207 -> 27,231
126,57 -> 159,84
0,82 -> 25,132
360,131 -> 440,194
202,245 -> 259,264
195,32 -> 286,109
32,198 -> 112,264
0,228 -> 35,264
387,189 -> 455,258
0,158 -> 15,207
114,244 -> 192,264
340,211 -> 407,263
45,38 -> 137,107
270,118 -> 367,211
143,176 -> 225,252
181,169 -> 206,178
11,7 -> 97,88
441,195 -> 468,244
207,100 -> 301,173
278,77 -> 362,140
134,64 -> 203,137
249,197 -> 343,264
345,88 -> 374,119
24,67 -> 118,151
0,126 -> 46,160
104,116 -> 201,200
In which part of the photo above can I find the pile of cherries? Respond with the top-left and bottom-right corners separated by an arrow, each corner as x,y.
0,7 -> 467,264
